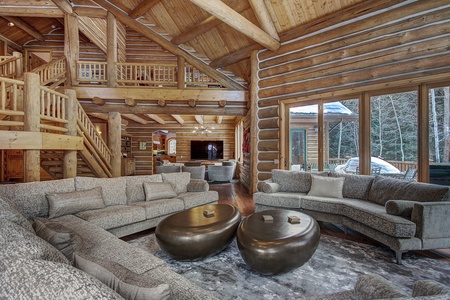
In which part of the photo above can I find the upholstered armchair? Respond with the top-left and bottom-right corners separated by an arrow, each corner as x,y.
155,165 -> 181,174
207,165 -> 234,182
182,165 -> 206,180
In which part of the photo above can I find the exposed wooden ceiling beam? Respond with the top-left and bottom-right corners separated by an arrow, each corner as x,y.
216,116 -> 223,124
145,114 -> 165,124
122,114 -> 148,124
91,0 -> 245,90
3,16 -> 44,41
81,103 -> 247,116
188,0 -> 280,51
210,44 -> 262,69
129,0 -> 160,19
71,87 -> 248,102
194,115 -> 204,125
73,7 -> 107,18
51,0 -> 73,14
0,7 -> 64,18
171,0 -> 250,45
172,115 -> 184,124
88,112 -> 109,120
248,0 -> 279,41
78,17 -> 107,54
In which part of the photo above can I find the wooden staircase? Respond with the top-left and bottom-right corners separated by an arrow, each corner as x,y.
0,57 -> 113,181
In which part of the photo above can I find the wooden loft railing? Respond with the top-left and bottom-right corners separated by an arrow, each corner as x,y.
0,73 -> 113,181
76,61 -> 221,87
28,57 -> 67,87
0,54 -> 23,79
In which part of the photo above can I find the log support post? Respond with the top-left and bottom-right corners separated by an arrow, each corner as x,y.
64,89 -> 78,178
23,73 -> 41,182
359,92 -> 371,175
108,112 -> 122,177
177,56 -> 186,89
250,50 -> 259,193
418,83 -> 429,182
13,51 -> 23,77
107,11 -> 117,87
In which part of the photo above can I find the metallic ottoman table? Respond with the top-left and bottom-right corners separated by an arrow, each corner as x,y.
155,203 -> 241,260
237,209 -> 320,275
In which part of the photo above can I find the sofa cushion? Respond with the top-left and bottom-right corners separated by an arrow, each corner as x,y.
143,182 -> 177,201
271,170 -> 328,193
330,173 -> 374,200
301,195 -> 348,215
0,219 -> 69,264
367,176 -> 449,206
33,218 -> 82,262
343,199 -> 416,238
126,174 -> 163,204
54,215 -> 165,274
76,205 -> 146,230
0,178 -> 75,219
0,196 -> 34,233
253,191 -> 303,209
162,172 -> 191,194
74,253 -> 170,300
308,175 -> 344,198
176,191 -> 219,209
385,200 -> 417,218
47,187 -> 106,219
187,179 -> 209,192
0,258 -> 124,300
132,199 -> 185,220
75,177 -> 127,206
354,274 -> 409,300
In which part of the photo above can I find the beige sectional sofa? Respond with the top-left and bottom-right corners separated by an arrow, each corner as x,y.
0,172 -> 219,299
254,170 -> 450,264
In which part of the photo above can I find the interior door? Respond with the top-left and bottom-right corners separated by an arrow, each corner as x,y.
290,129 -> 306,171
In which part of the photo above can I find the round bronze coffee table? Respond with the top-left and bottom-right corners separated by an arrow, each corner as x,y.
155,204 -> 241,260
237,209 -> 320,275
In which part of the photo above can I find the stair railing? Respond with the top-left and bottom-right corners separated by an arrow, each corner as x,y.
28,57 -> 67,86
0,56 -> 19,78
0,77 -> 24,126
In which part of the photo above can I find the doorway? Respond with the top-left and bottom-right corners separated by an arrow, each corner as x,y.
25,50 -> 51,71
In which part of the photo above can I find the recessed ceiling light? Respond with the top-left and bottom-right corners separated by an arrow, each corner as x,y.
7,22 -> 14,27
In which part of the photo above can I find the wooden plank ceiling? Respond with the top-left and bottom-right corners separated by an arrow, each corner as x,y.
0,0 -> 365,125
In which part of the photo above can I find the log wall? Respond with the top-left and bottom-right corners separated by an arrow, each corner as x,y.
255,1 -> 450,183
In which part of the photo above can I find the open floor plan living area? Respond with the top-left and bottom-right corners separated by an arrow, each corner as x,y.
1,0 -> 450,299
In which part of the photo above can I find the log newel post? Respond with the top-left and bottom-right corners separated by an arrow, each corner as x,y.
64,89 -> 78,178
108,112 -> 122,177
13,52 -> 23,78
23,73 -> 41,182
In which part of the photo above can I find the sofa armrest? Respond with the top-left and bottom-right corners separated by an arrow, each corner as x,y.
187,179 -> 209,192
257,179 -> 273,192
411,201 -> 450,239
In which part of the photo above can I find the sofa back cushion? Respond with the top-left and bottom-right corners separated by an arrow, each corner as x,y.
330,173 -> 374,200
75,177 -> 127,206
368,176 -> 449,205
126,174 -> 163,204
47,187 -> 106,218
0,178 -> 75,219
162,172 -> 191,195
271,170 -> 328,193
0,197 -> 34,233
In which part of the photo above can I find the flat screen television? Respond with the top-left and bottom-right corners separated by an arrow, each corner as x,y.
190,140 -> 224,160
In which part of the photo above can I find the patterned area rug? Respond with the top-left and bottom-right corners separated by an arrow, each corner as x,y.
128,234 -> 450,299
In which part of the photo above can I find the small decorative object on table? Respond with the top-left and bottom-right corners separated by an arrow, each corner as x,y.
288,216 -> 301,224
262,215 -> 273,222
203,210 -> 215,217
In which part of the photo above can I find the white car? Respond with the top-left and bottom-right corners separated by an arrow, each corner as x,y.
335,157 -> 401,175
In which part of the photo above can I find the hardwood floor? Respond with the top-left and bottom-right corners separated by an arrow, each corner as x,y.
124,180 -> 450,262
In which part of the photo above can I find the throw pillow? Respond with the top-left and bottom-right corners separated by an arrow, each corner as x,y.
307,175 -> 344,198
33,218 -> 82,262
262,182 -> 281,193
186,180 -> 209,192
412,280 -> 450,297
143,182 -> 177,201
385,200 -> 418,218
354,274 -> 409,300
74,253 -> 171,300
47,187 -> 106,219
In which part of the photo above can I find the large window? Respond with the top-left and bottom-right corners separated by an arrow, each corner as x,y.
429,87 -> 450,185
